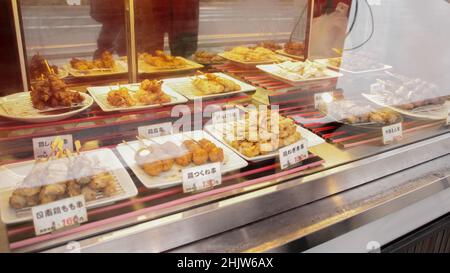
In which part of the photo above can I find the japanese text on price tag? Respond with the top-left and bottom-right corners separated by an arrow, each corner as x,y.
212,108 -> 242,127
138,122 -> 173,138
32,195 -> 87,236
279,139 -> 309,170
32,135 -> 73,159
182,162 -> 222,193
382,123 -> 403,145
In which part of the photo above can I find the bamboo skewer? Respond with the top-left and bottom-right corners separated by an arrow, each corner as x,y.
122,140 -> 137,152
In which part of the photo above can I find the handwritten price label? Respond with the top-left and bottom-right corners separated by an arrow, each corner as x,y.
182,163 -> 222,193
32,195 -> 87,236
382,123 -> 403,145
279,139 -> 309,170
314,92 -> 333,109
32,135 -> 73,159
138,122 -> 173,138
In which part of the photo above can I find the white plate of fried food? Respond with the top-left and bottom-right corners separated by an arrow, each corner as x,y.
204,110 -> 324,162
275,41 -> 306,60
87,79 -> 188,112
315,57 -> 392,74
0,75 -> 93,123
0,148 -> 138,224
219,46 -> 288,66
116,130 -> 248,189
256,60 -> 343,86
193,50 -> 226,65
362,74 -> 449,120
321,99 -> 402,130
164,72 -> 256,100
138,50 -> 203,74
64,51 -> 128,78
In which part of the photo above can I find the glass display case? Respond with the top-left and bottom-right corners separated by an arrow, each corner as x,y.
0,0 -> 449,253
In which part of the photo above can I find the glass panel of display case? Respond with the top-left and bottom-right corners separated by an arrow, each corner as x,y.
19,0 -> 129,87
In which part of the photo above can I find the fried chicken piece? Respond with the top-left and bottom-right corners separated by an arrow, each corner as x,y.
39,191 -> 58,204
143,51 -> 187,69
135,79 -> 171,105
9,194 -> 27,209
14,187 -> 41,197
70,51 -> 115,70
107,88 -> 136,107
103,184 -> 116,197
81,186 -> 97,202
31,74 -> 84,110
89,172 -> 113,190
67,180 -> 82,197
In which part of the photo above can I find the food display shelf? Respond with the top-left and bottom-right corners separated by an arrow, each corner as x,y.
213,63 -> 338,104
286,106 -> 445,149
5,152 -> 324,251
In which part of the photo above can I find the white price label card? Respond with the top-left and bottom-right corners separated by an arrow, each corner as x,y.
279,139 -> 309,170
32,195 -> 88,236
382,123 -> 403,145
182,162 -> 222,193
138,122 -> 173,138
32,134 -> 73,159
314,92 -> 333,109
212,108 -> 242,127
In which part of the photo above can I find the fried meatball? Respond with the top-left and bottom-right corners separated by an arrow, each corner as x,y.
175,152 -> 192,167
192,148 -> 208,165
161,159 -> 175,172
209,147 -> 224,162
142,161 -> 163,176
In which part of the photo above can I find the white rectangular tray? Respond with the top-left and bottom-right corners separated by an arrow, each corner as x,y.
218,52 -> 290,66
362,93 -> 449,120
256,63 -> 343,86
0,148 -> 138,225
163,73 -> 257,100
275,49 -> 305,61
138,57 -> 203,74
116,130 -> 248,189
64,60 -> 128,78
87,82 -> 188,112
315,58 -> 392,74
204,124 -> 325,162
